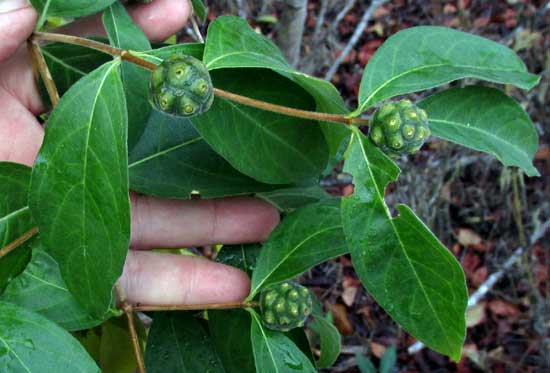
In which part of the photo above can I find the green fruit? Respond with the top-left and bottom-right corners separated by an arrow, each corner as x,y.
260,282 -> 313,331
369,99 -> 430,157
149,54 -> 214,117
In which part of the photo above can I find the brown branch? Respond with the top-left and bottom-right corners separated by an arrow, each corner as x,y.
213,88 -> 369,126
0,227 -> 39,260
132,301 -> 258,312
27,39 -> 60,107
122,303 -> 146,373
32,32 -> 157,71
30,32 -> 369,126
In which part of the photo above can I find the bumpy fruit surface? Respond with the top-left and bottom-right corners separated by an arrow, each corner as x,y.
369,99 -> 430,157
260,282 -> 313,332
149,54 -> 214,117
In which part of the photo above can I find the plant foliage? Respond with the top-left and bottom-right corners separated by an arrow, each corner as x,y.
0,2 -> 541,371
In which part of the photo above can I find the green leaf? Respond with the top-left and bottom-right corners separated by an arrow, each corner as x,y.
0,301 -> 99,372
190,0 -> 207,22
256,185 -> 330,212
355,353 -> 376,373
203,16 -> 289,71
380,346 -> 397,373
30,61 -> 130,318
31,0 -> 118,29
418,86 -> 539,176
1,244 -> 101,331
144,312 -> 224,373
352,26 -> 540,116
0,163 -> 34,291
40,42 -> 111,101
285,328 -> 315,366
216,244 -> 261,276
249,309 -> 316,372
140,43 -> 205,61
209,309 -> 256,373
341,128 -> 468,360
249,199 -> 347,299
128,110 -> 280,198
310,314 -> 341,368
98,317 -> 143,373
103,2 -> 152,151
192,68 -> 329,184
203,15 -> 349,158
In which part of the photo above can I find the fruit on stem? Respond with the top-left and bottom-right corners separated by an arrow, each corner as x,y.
260,282 -> 313,331
369,99 -> 431,157
149,54 -> 214,117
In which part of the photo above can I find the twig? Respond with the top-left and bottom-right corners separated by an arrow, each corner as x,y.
122,303 -> 146,373
213,88 -> 368,126
132,301 -> 258,312
278,0 -> 308,67
0,227 -> 39,260
31,32 -> 368,126
234,0 -> 247,19
187,0 -> 205,43
407,220 -> 550,355
32,32 -> 158,71
330,0 -> 358,32
312,0 -> 329,43
27,40 -> 60,106
324,0 -> 387,81
190,15 -> 204,43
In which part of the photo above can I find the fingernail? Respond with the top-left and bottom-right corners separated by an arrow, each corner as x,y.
0,0 -> 29,13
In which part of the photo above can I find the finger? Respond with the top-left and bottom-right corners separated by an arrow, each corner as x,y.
3,0 -> 191,115
60,0 -> 191,42
0,89 -> 44,166
0,1 -> 36,63
119,250 -> 250,305
130,194 -> 280,249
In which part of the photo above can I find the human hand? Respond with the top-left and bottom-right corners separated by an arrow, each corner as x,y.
0,0 -> 279,306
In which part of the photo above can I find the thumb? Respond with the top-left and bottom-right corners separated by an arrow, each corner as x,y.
0,0 -> 36,63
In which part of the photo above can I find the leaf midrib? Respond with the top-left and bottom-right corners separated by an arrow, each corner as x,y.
0,206 -> 29,224
251,311 -> 279,373
0,334 -> 31,372
360,62 -> 532,111
430,118 -> 531,159
221,98 -> 319,171
251,224 -> 342,298
42,49 -> 87,76
128,137 -> 203,168
353,129 -> 453,352
79,61 -> 119,310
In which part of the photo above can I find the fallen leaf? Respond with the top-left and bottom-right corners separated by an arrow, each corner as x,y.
458,0 -> 470,10
466,302 -> 486,327
343,276 -> 361,288
457,228 -> 482,246
342,184 -> 354,196
326,302 -> 354,335
342,286 -> 358,307
489,300 -> 520,319
443,4 -> 457,14
472,266 -> 488,286
461,251 -> 481,277
373,6 -> 390,19
358,39 -> 383,65
462,343 -> 485,369
535,146 -> 550,160
474,15 -> 490,28
370,341 -> 386,358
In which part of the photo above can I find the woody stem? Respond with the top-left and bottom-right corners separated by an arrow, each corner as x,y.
31,32 -> 368,126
